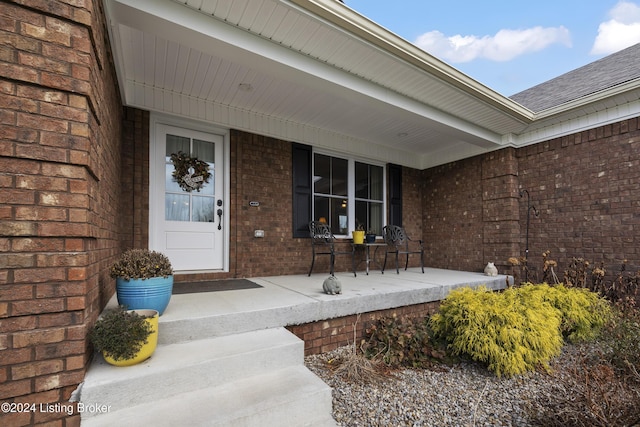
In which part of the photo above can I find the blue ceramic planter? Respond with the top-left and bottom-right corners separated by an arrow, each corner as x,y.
116,276 -> 173,316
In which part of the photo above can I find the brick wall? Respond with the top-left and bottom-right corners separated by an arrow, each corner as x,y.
0,1 -> 124,425
422,156 -> 486,271
515,117 -> 640,282
121,108 -> 150,251
481,148 -> 520,270
422,117 -> 640,280
286,301 -> 440,355
231,130 -> 310,277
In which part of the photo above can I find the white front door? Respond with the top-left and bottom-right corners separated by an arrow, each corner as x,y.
150,123 -> 225,271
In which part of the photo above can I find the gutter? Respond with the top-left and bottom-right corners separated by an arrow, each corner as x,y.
289,0 -> 535,124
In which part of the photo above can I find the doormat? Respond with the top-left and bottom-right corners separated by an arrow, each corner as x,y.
172,279 -> 262,294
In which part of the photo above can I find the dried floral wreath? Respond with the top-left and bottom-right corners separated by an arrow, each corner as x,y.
170,151 -> 212,192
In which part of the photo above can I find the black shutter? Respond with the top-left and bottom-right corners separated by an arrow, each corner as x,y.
292,143 -> 312,238
388,163 -> 402,227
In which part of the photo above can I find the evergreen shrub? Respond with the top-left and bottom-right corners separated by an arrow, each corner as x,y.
517,284 -> 610,342
429,284 -> 610,377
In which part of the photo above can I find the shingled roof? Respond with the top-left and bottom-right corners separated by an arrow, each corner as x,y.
510,43 -> 640,113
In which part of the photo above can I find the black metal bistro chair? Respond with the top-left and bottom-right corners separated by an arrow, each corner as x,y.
308,221 -> 356,277
382,225 -> 424,274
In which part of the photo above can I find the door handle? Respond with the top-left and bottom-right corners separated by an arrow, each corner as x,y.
216,200 -> 223,230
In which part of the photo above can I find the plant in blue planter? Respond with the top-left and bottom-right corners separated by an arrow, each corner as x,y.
110,249 -> 174,316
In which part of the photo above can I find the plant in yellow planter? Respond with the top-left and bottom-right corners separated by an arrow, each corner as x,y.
352,223 -> 365,244
89,306 -> 158,367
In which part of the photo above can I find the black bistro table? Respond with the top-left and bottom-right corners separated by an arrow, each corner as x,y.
352,242 -> 387,275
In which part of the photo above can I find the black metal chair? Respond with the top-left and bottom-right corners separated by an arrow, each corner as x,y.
308,221 -> 356,277
382,225 -> 424,274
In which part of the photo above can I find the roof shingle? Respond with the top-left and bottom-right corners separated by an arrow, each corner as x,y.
510,43 -> 640,112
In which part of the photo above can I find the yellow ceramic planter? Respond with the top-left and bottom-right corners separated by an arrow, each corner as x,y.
103,309 -> 159,367
352,230 -> 365,244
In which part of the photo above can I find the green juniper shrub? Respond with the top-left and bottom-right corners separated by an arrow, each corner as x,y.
430,285 -> 564,377
517,284 -> 611,342
429,284 -> 610,377
362,315 -> 446,368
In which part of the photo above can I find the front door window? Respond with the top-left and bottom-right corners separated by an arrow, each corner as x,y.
165,135 -> 216,223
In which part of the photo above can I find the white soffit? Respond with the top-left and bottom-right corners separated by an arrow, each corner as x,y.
105,0 -> 538,168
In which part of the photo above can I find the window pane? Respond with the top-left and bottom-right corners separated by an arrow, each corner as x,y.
193,139 -> 214,163
314,154 -> 331,194
355,162 -> 368,199
355,200 -> 383,234
314,196 -> 348,235
166,134 -> 190,192
370,165 -> 383,201
355,162 -> 383,201
331,198 -> 348,235
355,200 -> 367,231
165,163 -> 182,193
332,157 -> 348,196
165,194 -> 189,221
192,139 -> 215,196
166,134 -> 190,157
192,196 -> 215,222
369,202 -> 383,234
314,196 -> 330,225
198,167 -> 214,196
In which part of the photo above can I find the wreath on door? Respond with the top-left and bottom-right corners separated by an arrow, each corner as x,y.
170,151 -> 212,192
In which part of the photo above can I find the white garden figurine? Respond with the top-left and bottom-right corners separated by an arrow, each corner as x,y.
484,262 -> 498,276
322,275 -> 342,295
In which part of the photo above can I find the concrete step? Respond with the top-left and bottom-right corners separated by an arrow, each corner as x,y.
81,365 -> 337,427
156,301 -> 318,346
80,328 -> 304,416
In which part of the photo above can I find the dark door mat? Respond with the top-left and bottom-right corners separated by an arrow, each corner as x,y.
172,279 -> 262,294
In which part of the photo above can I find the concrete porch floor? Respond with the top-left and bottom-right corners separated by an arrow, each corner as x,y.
147,267 -> 513,344
81,268 -> 513,426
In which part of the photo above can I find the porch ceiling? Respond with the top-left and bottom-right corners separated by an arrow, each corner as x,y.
104,0 -> 535,169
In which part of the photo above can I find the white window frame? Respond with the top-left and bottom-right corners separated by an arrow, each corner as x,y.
312,149 -> 387,237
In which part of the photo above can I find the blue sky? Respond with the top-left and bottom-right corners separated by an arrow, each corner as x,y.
342,0 -> 640,96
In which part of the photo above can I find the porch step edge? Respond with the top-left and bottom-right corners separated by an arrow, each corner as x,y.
81,365 -> 337,427
80,327 -> 303,415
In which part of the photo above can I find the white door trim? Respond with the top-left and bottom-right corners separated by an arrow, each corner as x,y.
149,113 -> 230,273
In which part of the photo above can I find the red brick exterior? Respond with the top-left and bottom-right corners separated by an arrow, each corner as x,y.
515,119 -> 640,280
1,0 -> 640,425
1,1 -> 123,425
286,301 -> 441,356
423,148 -> 521,272
230,131 -> 309,277
423,120 -> 640,279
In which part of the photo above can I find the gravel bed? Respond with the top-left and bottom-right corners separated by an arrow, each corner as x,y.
305,345 -> 582,427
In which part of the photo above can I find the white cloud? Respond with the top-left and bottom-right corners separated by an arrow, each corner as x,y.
414,26 -> 571,63
591,1 -> 640,55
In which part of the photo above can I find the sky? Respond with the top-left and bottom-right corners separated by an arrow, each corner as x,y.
341,0 -> 640,96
